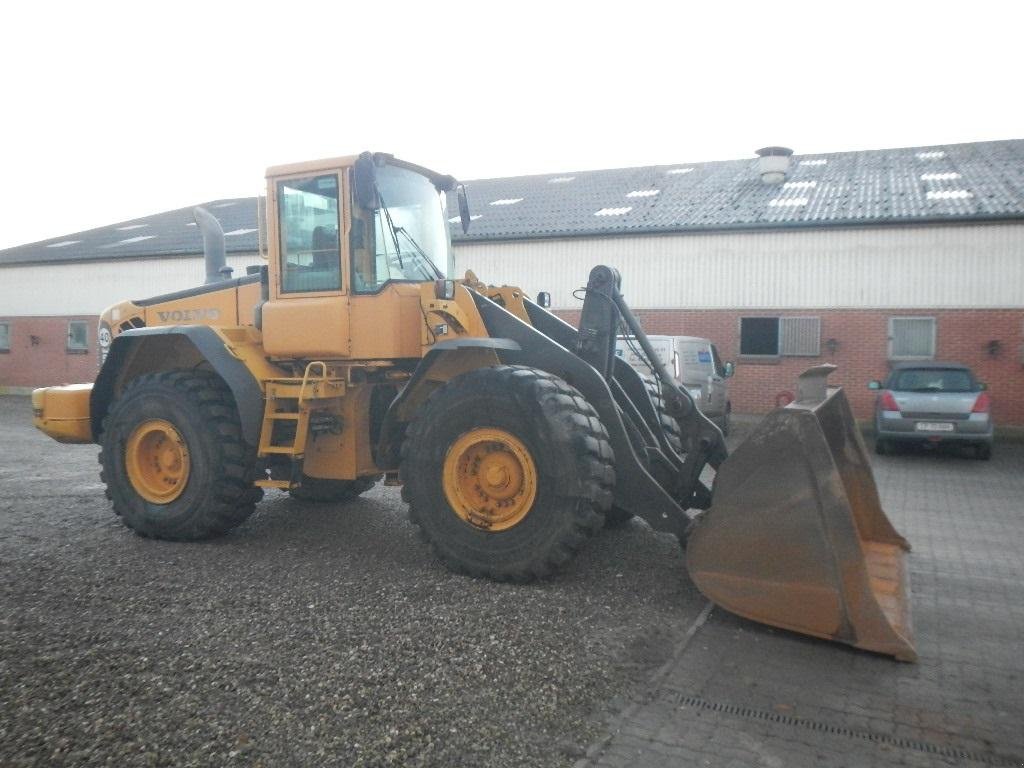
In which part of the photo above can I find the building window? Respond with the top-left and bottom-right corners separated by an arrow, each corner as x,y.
740,316 -> 821,357
0,322 -> 9,352
740,317 -> 780,356
889,317 -> 936,360
67,320 -> 89,353
779,317 -> 821,356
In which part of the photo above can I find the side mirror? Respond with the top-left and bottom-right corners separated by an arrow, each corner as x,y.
978,382 -> 988,391
536,291 -> 551,308
353,153 -> 377,210
723,361 -> 735,378
457,184 -> 471,234
868,380 -> 882,390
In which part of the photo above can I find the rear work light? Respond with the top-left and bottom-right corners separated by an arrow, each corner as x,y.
434,279 -> 456,300
972,391 -> 991,413
879,390 -> 900,413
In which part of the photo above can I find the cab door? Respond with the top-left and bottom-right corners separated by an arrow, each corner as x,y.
261,171 -> 351,359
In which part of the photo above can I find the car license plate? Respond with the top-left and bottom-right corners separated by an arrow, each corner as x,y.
916,422 -> 954,432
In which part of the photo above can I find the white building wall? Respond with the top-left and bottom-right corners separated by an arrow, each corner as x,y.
453,222 -> 1024,309
0,254 -> 263,316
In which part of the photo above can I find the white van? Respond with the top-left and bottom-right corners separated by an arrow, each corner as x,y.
615,335 -> 734,434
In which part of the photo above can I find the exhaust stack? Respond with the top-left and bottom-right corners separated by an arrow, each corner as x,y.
193,206 -> 232,284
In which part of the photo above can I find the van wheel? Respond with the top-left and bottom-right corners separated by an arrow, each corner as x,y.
401,365 -> 613,582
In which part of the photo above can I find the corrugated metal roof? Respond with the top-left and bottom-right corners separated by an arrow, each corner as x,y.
0,199 -> 263,266
2,139 -> 1021,266
450,139 -> 1024,242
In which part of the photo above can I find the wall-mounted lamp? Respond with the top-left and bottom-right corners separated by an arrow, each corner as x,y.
986,339 -> 1001,358
29,335 -> 41,346
824,338 -> 839,355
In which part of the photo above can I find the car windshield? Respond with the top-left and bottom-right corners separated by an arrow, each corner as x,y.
890,368 -> 975,393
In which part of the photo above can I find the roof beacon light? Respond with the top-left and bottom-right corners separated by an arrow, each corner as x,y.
755,146 -> 794,185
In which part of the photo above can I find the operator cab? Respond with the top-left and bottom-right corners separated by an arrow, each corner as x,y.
261,152 -> 468,360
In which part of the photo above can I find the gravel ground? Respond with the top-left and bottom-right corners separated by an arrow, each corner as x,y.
0,395 -> 710,767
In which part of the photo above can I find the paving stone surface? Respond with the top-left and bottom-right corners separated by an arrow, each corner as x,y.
581,441 -> 1024,768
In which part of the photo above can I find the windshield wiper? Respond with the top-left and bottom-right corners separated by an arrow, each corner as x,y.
394,226 -> 443,280
376,187 -> 405,270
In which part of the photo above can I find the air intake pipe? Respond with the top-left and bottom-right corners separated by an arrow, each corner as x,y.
193,206 -> 233,284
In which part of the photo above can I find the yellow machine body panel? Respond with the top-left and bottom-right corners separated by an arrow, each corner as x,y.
32,384 -> 93,443
261,295 -> 351,358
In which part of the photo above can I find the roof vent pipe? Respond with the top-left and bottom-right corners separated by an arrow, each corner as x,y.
755,146 -> 794,184
193,206 -> 232,283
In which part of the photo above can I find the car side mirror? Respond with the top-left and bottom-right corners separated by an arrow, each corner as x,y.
868,380 -> 882,390
536,291 -> 551,308
978,382 -> 988,391
723,361 -> 735,378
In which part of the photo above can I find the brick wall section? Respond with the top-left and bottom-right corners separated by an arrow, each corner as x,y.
555,308 -> 1024,426
0,316 -> 100,388
4,309 -> 1023,426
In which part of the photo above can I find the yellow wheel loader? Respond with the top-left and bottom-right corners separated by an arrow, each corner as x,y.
32,152 -> 916,661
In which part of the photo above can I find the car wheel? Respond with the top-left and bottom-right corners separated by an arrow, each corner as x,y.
975,443 -> 992,461
874,438 -> 890,456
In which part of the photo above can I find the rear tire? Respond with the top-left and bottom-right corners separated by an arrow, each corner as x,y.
401,365 -> 613,582
874,438 -> 891,456
289,475 -> 379,503
975,443 -> 992,461
99,370 -> 261,540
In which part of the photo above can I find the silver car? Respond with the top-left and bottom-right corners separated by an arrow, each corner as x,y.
869,362 -> 993,459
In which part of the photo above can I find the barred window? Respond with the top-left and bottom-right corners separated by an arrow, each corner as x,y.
889,317 -> 936,359
780,317 -> 821,356
740,316 -> 821,357
67,320 -> 89,353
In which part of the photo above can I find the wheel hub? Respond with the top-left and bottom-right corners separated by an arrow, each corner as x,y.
442,428 -> 537,530
125,419 -> 190,504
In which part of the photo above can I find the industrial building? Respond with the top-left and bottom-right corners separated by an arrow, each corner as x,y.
2,139 -> 1022,425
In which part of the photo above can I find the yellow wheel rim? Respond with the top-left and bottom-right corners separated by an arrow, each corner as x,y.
442,428 -> 538,531
125,419 -> 190,504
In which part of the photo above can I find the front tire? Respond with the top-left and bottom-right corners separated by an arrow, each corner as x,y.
99,370 -> 261,540
401,365 -> 614,582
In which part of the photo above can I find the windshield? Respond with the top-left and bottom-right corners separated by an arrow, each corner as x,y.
352,164 -> 452,293
890,368 -> 976,393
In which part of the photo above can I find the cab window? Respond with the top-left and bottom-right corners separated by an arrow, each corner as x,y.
351,164 -> 449,293
278,174 -> 341,293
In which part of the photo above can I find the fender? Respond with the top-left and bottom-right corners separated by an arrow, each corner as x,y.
90,325 -> 264,446
374,337 -> 521,468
